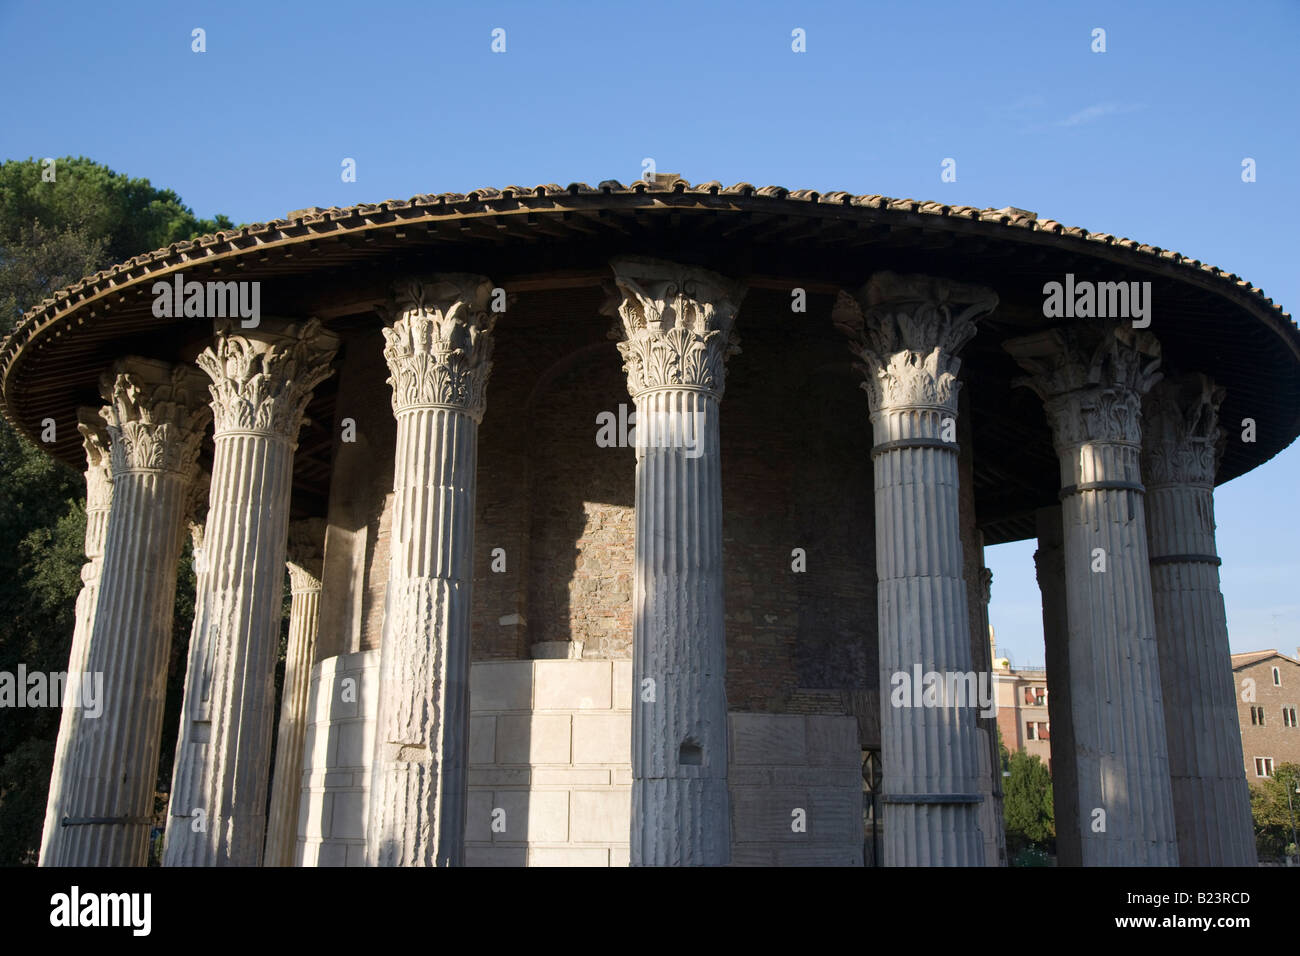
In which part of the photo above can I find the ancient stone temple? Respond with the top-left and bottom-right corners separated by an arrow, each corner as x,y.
4,176 -> 1295,867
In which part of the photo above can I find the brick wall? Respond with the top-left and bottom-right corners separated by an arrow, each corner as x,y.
1236,655 -> 1300,781
323,288 -> 883,742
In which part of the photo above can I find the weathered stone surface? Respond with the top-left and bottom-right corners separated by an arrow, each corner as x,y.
835,273 -> 996,867
264,518 -> 327,866
165,319 -> 338,867
1007,324 -> 1178,866
367,275 -> 496,867
39,409 -> 113,866
604,256 -> 746,866
1142,374 -> 1255,866
52,360 -> 209,866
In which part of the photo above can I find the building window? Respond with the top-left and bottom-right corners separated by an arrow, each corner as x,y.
1250,706 -> 1266,726
1033,688 -> 1046,706
1285,707 -> 1298,728
1274,666 -> 1281,686
1255,757 -> 1274,778
1026,722 -> 1037,740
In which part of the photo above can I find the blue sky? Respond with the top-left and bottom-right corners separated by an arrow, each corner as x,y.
1,0 -> 1296,664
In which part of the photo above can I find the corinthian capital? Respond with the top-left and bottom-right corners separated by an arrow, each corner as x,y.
1141,373 -> 1225,488
197,318 -> 340,440
602,256 -> 746,399
286,517 -> 326,590
1004,324 -> 1162,448
77,407 -> 113,511
833,271 -> 997,413
381,275 -> 497,421
99,358 -> 211,481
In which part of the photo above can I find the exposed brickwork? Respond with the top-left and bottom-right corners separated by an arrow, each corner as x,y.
720,290 -> 877,743
324,286 -> 890,743
1234,654 -> 1300,781
520,346 -> 634,659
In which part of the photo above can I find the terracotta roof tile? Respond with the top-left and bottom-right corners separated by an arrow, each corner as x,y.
3,175 -> 1294,339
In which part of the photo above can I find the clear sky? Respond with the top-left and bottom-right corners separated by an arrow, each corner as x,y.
1,0 -> 1296,664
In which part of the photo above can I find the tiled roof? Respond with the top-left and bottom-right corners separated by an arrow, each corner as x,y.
2,176 -> 1298,531
6,177 -> 1293,336
1232,649 -> 1300,668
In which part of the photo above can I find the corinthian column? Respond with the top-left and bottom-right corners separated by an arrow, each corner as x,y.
603,256 -> 745,866
164,319 -> 338,866
1142,374 -> 1256,865
834,272 -> 997,867
264,518 -> 326,866
1005,324 -> 1178,865
53,360 -> 209,866
39,409 -> 114,865
368,275 -> 496,867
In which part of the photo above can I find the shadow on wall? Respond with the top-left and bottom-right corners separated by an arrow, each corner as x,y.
525,343 -> 635,661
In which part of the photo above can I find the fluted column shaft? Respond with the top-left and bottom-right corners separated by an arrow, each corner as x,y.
40,410 -> 114,865
368,275 -> 496,867
53,360 -> 209,866
605,256 -> 745,866
1034,506 -> 1081,865
1143,375 -> 1255,865
632,388 -> 728,864
1006,325 -> 1178,866
165,319 -> 337,866
264,519 -> 325,867
835,272 -> 997,867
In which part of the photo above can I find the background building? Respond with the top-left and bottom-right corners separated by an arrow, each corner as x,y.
993,635 -> 1052,769
1233,649 -> 1300,782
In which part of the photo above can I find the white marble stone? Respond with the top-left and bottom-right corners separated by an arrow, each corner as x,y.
1142,374 -> 1255,866
165,319 -> 338,866
835,273 -> 997,867
367,275 -> 497,866
605,256 -> 745,866
52,360 -> 209,866
39,409 -> 113,866
1007,324 -> 1178,866
264,519 -> 326,866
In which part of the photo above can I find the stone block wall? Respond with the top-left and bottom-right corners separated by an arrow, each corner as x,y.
295,656 -> 864,866
728,713 -> 864,866
296,650 -> 378,865
465,660 -> 634,866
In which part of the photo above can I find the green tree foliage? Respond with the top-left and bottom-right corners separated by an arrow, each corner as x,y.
1250,762 -> 1300,862
0,156 -> 230,864
1003,749 -> 1055,859
0,156 -> 232,290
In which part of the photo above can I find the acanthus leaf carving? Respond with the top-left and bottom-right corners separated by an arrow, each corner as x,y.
1004,323 -> 1162,448
1141,373 -> 1225,487
197,318 -> 339,439
603,256 -> 745,399
381,275 -> 497,421
833,272 -> 997,414
99,358 -> 211,482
